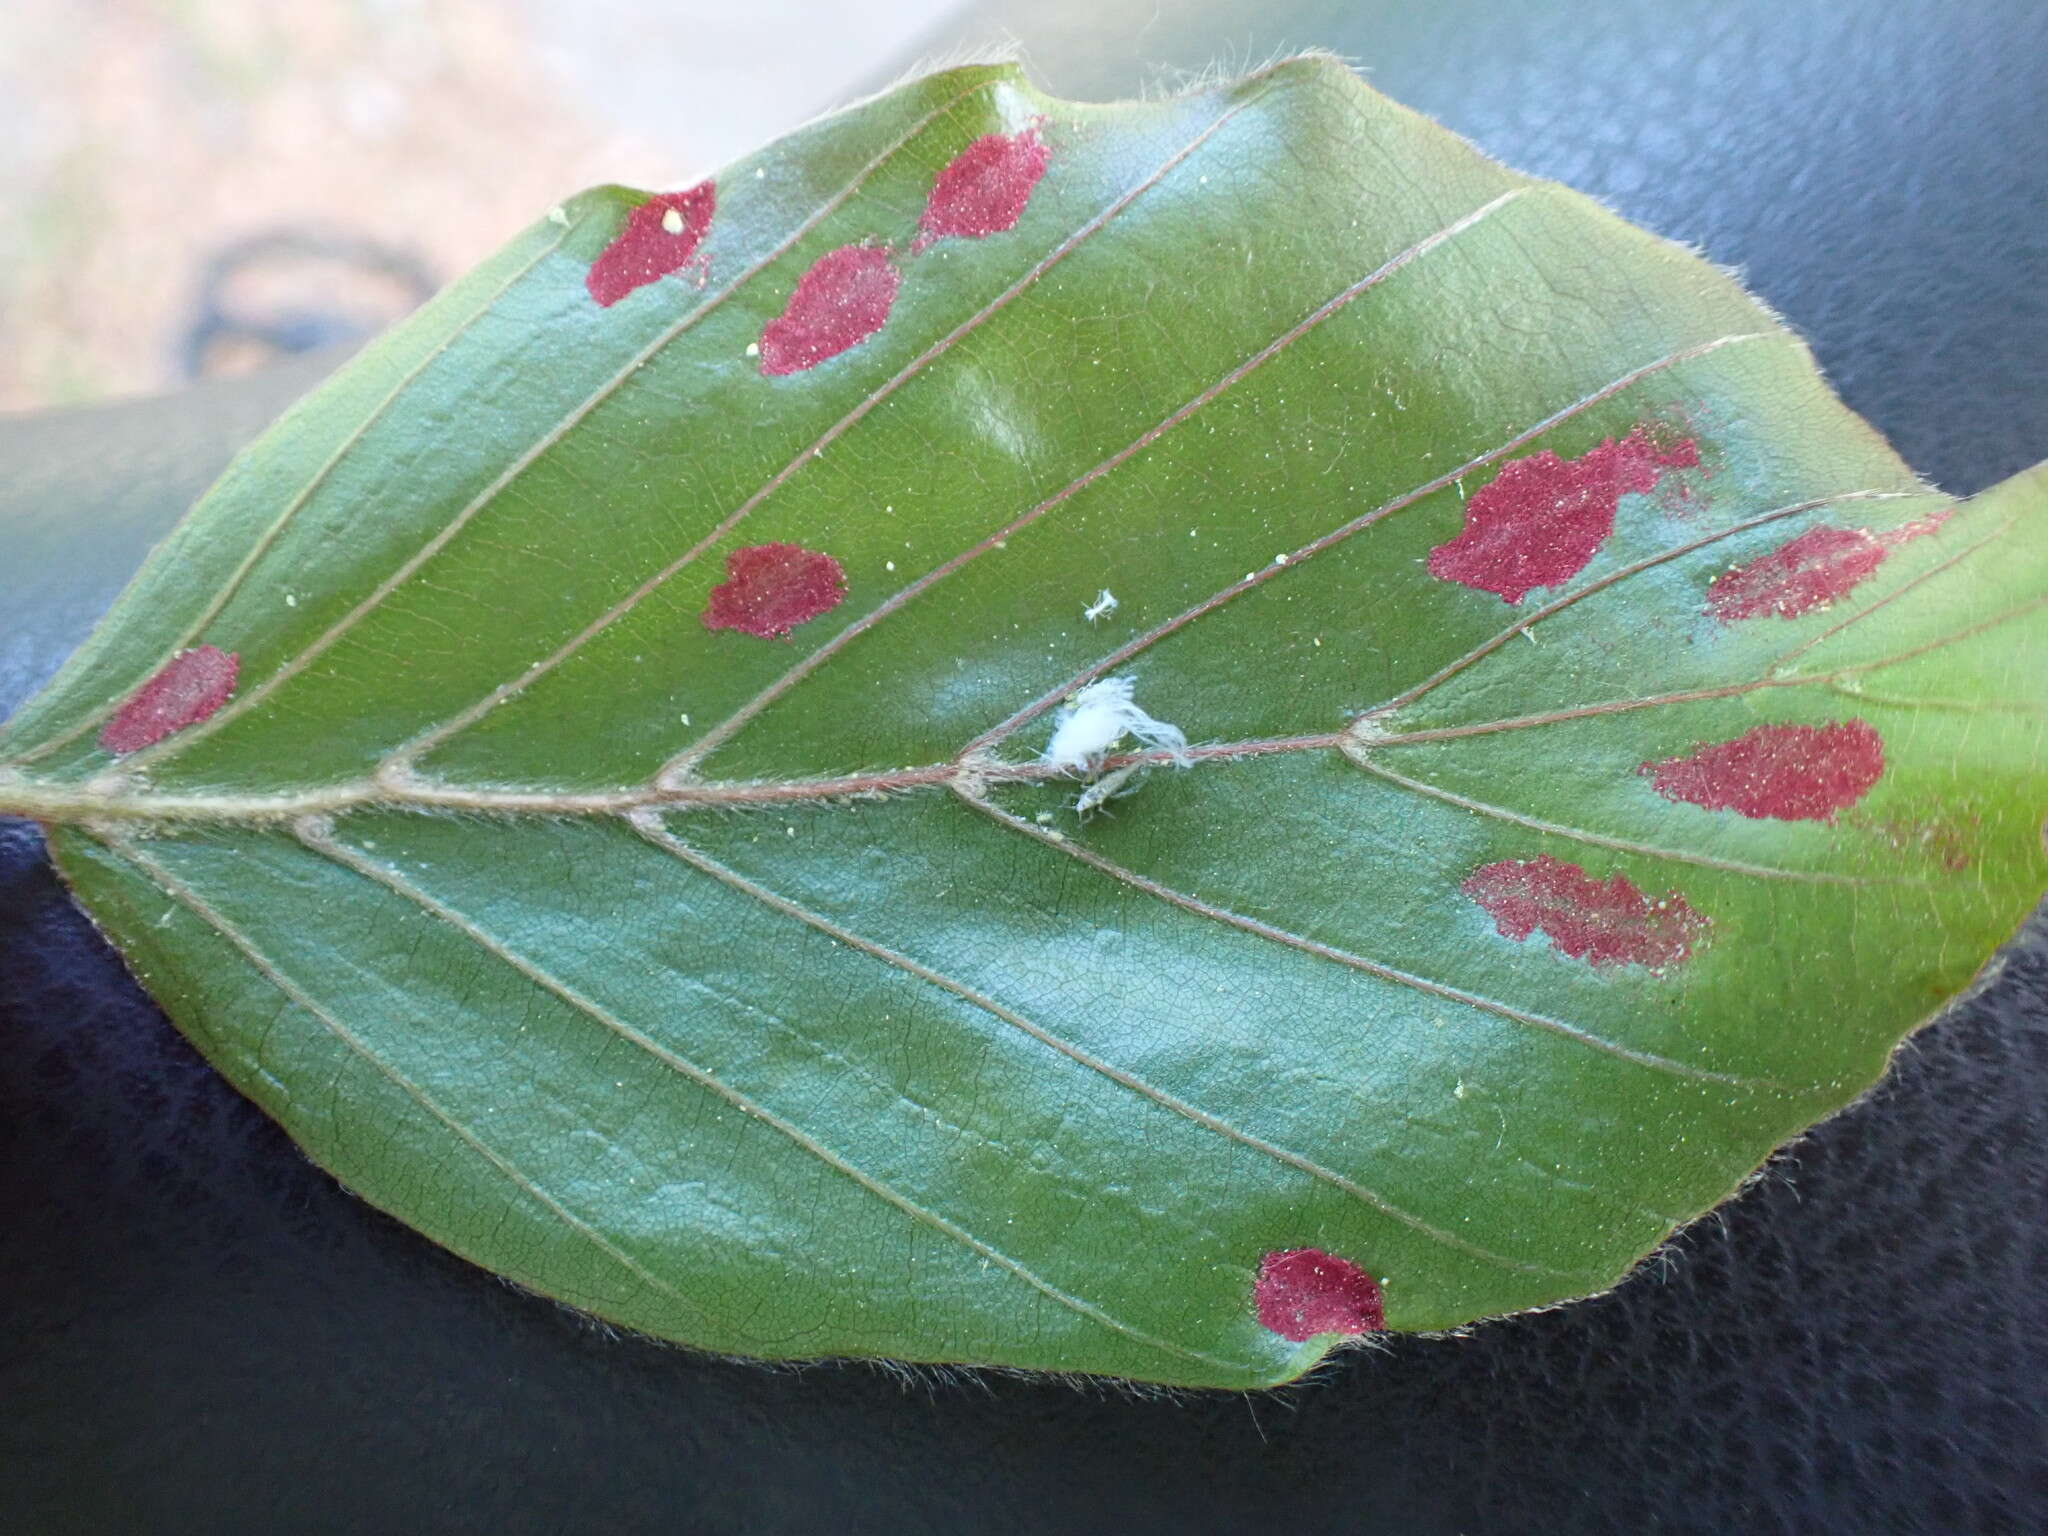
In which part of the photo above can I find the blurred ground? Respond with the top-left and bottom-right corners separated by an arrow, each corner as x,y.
0,0 -> 963,412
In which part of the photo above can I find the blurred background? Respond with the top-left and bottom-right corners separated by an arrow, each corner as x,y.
0,0 -> 966,411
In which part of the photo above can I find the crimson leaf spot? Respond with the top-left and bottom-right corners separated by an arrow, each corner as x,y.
1463,854 -> 1707,971
1255,1249 -> 1384,1341
585,183 -> 716,307
702,544 -> 847,639
99,645 -> 240,754
1706,510 -> 1951,621
1428,427 -> 1700,603
1641,720 -> 1885,822
757,245 -> 900,376
912,125 -> 1050,253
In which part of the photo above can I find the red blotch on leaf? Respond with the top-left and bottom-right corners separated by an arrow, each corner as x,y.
702,543 -> 847,639
1706,510 -> 1951,621
757,245 -> 900,376
912,125 -> 1051,253
1428,428 -> 1700,603
585,183 -> 716,307
1255,1249 -> 1385,1341
1463,854 -> 1707,971
98,645 -> 240,754
1640,720 -> 1885,821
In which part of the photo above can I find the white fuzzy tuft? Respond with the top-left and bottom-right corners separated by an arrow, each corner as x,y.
1040,677 -> 1189,772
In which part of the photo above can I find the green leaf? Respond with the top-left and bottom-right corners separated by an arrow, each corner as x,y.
2,57 -> 2042,1389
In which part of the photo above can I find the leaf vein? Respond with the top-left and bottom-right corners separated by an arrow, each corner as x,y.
2,221 -> 578,771
1342,747 -> 1913,886
1364,490 -> 1925,720
295,814 -> 1253,1374
628,813 -> 1579,1278
963,332 -> 1783,758
1769,504 -> 2026,671
954,785 -> 1787,1090
104,833 -> 710,1322
671,186 -> 1532,775
390,78 -> 1279,776
114,74 -> 1007,777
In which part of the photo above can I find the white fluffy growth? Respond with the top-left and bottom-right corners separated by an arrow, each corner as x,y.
1083,588 -> 1119,622
1040,676 -> 1190,773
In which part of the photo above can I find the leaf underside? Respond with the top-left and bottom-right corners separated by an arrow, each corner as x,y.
2,59 -> 2043,1389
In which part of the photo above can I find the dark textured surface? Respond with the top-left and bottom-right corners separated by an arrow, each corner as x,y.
4,0 -> 2046,1530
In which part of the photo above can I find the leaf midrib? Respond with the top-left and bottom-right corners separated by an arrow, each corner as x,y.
0,640 -> 1978,830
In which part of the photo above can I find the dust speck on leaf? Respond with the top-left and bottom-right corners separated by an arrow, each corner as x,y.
99,645 -> 241,753
1428,427 -> 1699,603
1254,1248 -> 1384,1340
702,543 -> 847,640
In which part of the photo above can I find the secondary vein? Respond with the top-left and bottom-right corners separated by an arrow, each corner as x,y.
1342,747 -> 1908,886
668,185 -> 1532,777
395,80 -> 1285,779
102,831 -> 712,1322
296,814 -> 1254,1373
962,330 -> 1783,759
2,220 -> 578,771
108,73 -> 1006,780
953,783 -> 1787,1090
629,812 -> 1576,1278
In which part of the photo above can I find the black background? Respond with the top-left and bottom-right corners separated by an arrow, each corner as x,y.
4,1 -> 2046,1530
